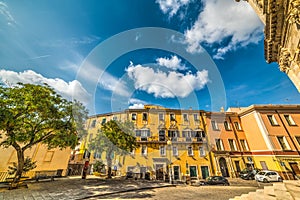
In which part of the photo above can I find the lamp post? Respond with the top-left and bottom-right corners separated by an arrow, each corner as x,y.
167,140 -> 173,184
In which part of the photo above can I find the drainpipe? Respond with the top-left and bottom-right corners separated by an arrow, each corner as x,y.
275,110 -> 300,156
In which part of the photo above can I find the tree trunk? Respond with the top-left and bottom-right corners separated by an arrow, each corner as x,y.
14,148 -> 25,183
106,151 -> 112,179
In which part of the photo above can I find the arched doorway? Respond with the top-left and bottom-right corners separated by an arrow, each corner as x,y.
219,157 -> 229,177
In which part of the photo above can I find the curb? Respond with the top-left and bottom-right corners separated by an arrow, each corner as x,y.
76,184 -> 176,200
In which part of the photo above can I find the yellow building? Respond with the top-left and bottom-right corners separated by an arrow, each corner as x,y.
85,105 -> 212,182
238,105 -> 300,179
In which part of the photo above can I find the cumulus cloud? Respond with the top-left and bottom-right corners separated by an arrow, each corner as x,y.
184,0 -> 263,59
156,0 -> 190,17
128,98 -> 148,109
126,62 -> 209,98
0,69 -> 90,104
156,55 -> 186,70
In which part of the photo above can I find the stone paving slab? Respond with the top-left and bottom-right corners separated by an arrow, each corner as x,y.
0,176 -> 172,200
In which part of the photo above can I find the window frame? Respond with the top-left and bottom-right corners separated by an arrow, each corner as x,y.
267,115 -> 279,126
224,121 -> 231,131
240,139 -> 249,151
131,113 -> 137,121
284,115 -> 296,126
187,146 -> 193,156
211,121 -> 219,131
141,145 -> 147,156
215,139 -> 224,151
183,113 -> 189,122
277,136 -> 291,150
160,146 -> 166,156
234,122 -> 242,131
228,139 -> 237,151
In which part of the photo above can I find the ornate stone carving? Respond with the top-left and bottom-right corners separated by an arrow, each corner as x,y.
278,48 -> 292,73
288,0 -> 300,25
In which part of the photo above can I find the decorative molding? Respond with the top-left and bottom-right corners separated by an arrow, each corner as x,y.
288,0 -> 300,25
278,47 -> 292,73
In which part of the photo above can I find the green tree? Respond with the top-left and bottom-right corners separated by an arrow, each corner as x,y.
0,83 -> 88,183
89,120 -> 138,178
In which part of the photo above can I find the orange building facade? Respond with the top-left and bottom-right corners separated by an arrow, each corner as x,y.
238,105 -> 300,179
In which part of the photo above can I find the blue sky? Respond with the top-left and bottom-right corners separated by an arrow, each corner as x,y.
0,0 -> 299,115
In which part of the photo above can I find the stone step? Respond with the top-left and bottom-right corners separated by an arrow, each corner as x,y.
283,180 -> 300,199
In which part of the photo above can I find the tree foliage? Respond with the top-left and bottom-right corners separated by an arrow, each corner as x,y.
89,120 -> 138,178
0,83 -> 88,182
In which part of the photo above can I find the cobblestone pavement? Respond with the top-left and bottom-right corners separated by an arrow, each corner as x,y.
0,176 -> 267,200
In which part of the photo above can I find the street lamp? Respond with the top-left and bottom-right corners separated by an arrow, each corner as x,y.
167,140 -> 173,184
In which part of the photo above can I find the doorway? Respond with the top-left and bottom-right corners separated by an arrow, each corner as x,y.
155,164 -> 164,180
289,162 -> 300,179
201,166 -> 209,179
173,166 -> 180,180
189,166 -> 197,178
219,157 -> 229,177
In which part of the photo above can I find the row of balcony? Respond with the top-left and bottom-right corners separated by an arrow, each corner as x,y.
136,136 -> 207,143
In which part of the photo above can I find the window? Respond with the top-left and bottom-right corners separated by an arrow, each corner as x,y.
160,146 -> 166,156
90,120 -> 96,128
172,146 -> 178,156
260,161 -> 268,170
43,151 -> 54,162
141,146 -> 147,156
141,129 -> 150,137
188,146 -> 193,156
267,115 -> 279,126
183,113 -> 188,121
159,130 -> 166,141
135,130 -> 141,137
182,130 -> 192,142
224,121 -> 231,131
211,121 -> 219,131
240,139 -> 249,151
130,149 -> 135,156
132,113 -> 137,121
277,136 -> 291,150
199,146 -> 205,157
234,122 -> 242,130
168,130 -> 178,139
215,139 -> 224,151
140,129 -> 150,141
284,115 -> 296,126
296,136 -> 300,146
113,116 -> 117,121
142,113 -> 148,121
193,113 -> 199,121
170,113 -> 176,121
101,118 -> 106,125
228,139 -> 237,151
159,113 -> 164,121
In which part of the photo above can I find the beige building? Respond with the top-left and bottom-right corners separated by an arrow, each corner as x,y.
238,105 -> 300,179
206,112 -> 252,178
241,0 -> 300,92
0,137 -> 72,181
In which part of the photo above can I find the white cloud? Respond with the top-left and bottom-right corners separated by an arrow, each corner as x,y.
156,55 -> 186,70
76,61 -> 130,97
126,62 -> 209,98
156,0 -> 190,17
0,1 -> 16,26
128,98 -> 148,109
0,69 -> 90,104
129,104 -> 145,109
184,0 -> 263,59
